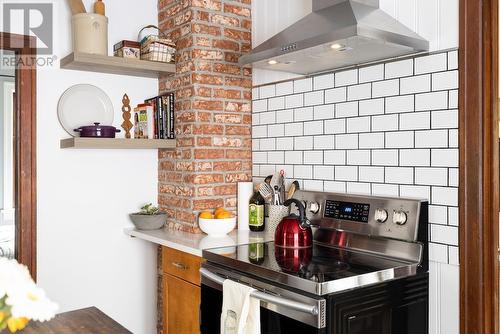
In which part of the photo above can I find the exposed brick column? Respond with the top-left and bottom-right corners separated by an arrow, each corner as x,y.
157,0 -> 252,233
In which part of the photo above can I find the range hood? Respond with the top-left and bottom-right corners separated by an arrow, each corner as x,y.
240,0 -> 429,75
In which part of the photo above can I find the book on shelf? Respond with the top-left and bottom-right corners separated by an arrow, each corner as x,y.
144,92 -> 175,139
133,103 -> 154,139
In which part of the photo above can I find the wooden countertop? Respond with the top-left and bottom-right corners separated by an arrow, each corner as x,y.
22,307 -> 130,333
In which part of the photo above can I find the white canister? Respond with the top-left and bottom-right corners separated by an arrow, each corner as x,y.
72,13 -> 108,55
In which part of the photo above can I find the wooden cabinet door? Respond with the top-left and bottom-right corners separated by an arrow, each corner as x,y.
163,273 -> 200,334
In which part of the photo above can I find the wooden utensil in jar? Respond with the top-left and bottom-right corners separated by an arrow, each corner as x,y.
67,0 -> 86,14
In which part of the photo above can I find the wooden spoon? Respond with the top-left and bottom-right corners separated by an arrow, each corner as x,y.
67,0 -> 86,14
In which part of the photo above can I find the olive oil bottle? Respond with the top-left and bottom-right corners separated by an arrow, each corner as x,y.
249,191 -> 265,231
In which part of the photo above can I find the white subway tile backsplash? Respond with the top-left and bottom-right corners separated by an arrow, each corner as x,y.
276,109 -> 293,123
284,123 -> 303,137
432,110 -> 458,129
314,135 -> 335,150
448,246 -> 459,265
314,166 -> 335,180
335,69 -> 358,87
400,112 -> 431,130
431,225 -> 458,246
335,134 -> 359,149
385,59 -> 414,79
347,117 -> 371,133
285,151 -> 303,164
359,166 -> 384,182
304,90 -> 324,106
348,83 -> 371,101
432,149 -> 459,167
324,181 -> 346,193
385,167 -> 414,184
385,95 -> 415,113
294,165 -> 313,179
304,151 -> 324,165
359,133 -> 385,149
415,130 -> 448,148
259,85 -> 276,98
371,183 -> 399,196
432,71 -> 459,91
385,131 -> 414,148
268,96 -> 285,110
359,98 -> 385,116
313,73 -> 335,90
347,182 -> 371,194
325,87 -> 347,104
314,104 -> 335,120
285,94 -> 304,109
372,114 -> 398,132
252,50 -> 459,264
294,107 -> 314,122
335,166 -> 358,181
324,119 -> 346,134
276,137 -> 293,150
359,64 -> 384,83
415,168 -> 448,186
372,150 -> 398,166
294,136 -> 314,150
415,91 -> 448,111
304,121 -> 324,136
324,150 -> 346,165
253,99 -> 268,113
275,81 -> 294,96
372,79 -> 400,97
432,187 -> 458,206
347,150 -> 371,165
294,78 -> 313,93
415,53 -> 447,74
400,74 -> 431,94
336,101 -> 359,118
400,149 -> 431,166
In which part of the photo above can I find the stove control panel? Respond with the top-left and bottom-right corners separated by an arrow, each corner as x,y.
324,200 -> 370,223
292,190 -> 427,242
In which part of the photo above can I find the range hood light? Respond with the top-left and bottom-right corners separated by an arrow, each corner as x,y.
330,43 -> 344,50
268,60 -> 279,65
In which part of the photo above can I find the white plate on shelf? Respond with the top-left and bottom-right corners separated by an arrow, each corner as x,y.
58,84 -> 114,137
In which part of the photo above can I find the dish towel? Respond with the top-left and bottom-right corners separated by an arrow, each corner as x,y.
221,279 -> 260,334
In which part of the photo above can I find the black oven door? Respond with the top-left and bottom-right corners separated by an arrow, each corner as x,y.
200,264 -> 327,334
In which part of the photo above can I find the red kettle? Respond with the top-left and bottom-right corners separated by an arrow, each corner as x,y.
274,198 -> 313,248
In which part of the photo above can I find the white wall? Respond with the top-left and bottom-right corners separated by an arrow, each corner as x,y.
251,1 -> 460,334
1,1 -> 159,333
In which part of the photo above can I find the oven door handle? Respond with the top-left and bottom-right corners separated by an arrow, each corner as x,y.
200,268 -> 319,316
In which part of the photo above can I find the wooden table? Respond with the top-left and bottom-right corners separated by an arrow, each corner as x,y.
20,307 -> 131,333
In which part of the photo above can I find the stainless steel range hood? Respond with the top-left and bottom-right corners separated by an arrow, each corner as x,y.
240,0 -> 429,75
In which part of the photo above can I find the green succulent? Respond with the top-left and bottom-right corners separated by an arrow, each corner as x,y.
139,203 -> 160,215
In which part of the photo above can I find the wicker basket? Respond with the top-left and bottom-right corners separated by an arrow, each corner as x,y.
138,25 -> 176,63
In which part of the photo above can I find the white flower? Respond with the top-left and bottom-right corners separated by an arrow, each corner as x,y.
0,258 -> 58,322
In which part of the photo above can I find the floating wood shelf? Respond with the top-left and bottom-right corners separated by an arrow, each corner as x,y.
60,52 -> 175,78
60,138 -> 176,149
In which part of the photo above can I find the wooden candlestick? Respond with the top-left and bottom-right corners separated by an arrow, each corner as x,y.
121,94 -> 133,138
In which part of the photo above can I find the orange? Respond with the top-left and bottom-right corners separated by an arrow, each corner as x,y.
199,211 -> 214,219
215,211 -> 233,219
214,207 -> 226,216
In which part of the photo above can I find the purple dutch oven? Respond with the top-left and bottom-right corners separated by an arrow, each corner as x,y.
74,122 -> 121,138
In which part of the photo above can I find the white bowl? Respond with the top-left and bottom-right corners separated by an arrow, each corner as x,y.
199,217 -> 236,237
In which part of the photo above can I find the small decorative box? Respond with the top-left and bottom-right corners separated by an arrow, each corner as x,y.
113,40 -> 141,59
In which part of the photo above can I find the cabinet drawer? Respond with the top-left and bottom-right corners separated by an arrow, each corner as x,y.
162,247 -> 202,286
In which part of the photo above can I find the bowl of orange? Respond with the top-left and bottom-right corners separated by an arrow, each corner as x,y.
198,208 -> 237,237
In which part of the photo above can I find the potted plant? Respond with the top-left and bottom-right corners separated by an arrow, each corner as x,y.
129,203 -> 167,230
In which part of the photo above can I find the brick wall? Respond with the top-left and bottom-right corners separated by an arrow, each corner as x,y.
158,0 -> 252,232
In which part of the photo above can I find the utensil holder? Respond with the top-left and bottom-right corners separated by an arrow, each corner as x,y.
266,205 -> 289,233
72,13 -> 108,55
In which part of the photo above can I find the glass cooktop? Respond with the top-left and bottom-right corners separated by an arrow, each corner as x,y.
202,241 -> 420,295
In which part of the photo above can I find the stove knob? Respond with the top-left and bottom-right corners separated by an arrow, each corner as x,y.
374,209 -> 388,223
393,210 -> 408,225
309,201 -> 320,214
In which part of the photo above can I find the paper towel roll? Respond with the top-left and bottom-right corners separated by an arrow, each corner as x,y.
237,182 -> 254,231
